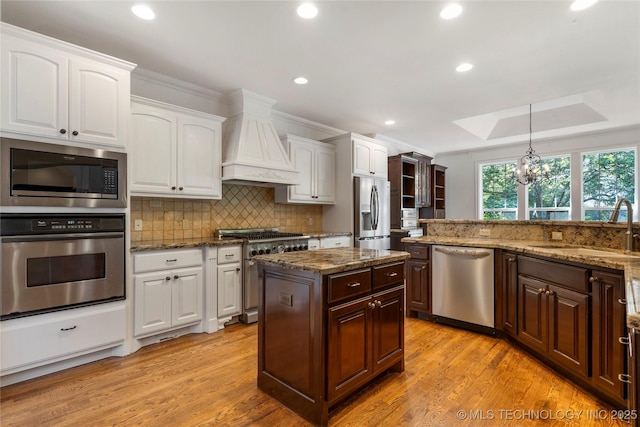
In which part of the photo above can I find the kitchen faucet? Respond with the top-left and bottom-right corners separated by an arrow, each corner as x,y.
608,198 -> 637,253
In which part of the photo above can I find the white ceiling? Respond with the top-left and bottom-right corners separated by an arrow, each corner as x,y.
1,1 -> 639,155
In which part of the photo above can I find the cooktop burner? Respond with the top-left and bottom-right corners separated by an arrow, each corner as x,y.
217,228 -> 306,242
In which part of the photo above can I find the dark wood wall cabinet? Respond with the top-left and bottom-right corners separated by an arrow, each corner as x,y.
258,261 -> 405,426
421,164 -> 447,219
388,153 -> 432,229
495,250 -> 628,409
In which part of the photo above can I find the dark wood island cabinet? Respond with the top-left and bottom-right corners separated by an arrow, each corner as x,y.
254,248 -> 410,427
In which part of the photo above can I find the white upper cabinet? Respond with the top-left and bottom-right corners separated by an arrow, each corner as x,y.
0,24 -> 134,148
130,96 -> 225,199
352,137 -> 388,178
275,135 -> 336,204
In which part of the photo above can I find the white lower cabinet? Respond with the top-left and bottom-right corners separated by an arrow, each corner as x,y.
319,235 -> 351,248
0,302 -> 125,382
133,249 -> 203,337
217,246 -> 242,322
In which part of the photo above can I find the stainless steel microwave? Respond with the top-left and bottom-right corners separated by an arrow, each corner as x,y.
1,138 -> 127,208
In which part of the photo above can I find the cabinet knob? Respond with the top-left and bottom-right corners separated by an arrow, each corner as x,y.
171,186 -> 177,190
367,302 -> 376,309
59,128 -> 67,134
589,276 -> 599,283
165,276 -> 171,281
72,130 -> 78,136
538,288 -> 545,294
236,267 -> 241,272
374,300 -> 382,307
179,187 -> 184,191
173,275 -> 179,280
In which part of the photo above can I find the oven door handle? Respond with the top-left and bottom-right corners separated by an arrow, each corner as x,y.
2,232 -> 124,243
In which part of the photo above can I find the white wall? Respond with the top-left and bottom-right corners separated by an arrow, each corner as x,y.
435,126 -> 640,219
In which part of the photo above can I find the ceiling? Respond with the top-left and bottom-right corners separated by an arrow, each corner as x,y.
1,1 -> 639,155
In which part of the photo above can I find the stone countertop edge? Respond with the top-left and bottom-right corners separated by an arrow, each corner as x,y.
253,248 -> 411,275
308,232 -> 352,238
130,238 -> 244,252
403,236 -> 640,329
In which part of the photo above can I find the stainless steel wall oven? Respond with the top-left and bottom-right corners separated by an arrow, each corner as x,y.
1,213 -> 126,320
1,137 -> 127,208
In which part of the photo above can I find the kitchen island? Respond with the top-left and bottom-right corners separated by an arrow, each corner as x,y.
253,247 -> 410,427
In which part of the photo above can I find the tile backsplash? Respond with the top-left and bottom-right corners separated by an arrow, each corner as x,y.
130,184 -> 323,244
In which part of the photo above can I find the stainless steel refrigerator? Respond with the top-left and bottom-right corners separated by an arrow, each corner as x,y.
354,176 -> 391,250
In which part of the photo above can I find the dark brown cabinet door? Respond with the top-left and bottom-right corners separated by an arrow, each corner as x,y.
518,276 -> 548,353
327,296 -> 372,403
501,253 -> 518,336
592,270 -> 627,404
372,287 -> 404,374
406,259 -> 430,316
547,284 -> 589,377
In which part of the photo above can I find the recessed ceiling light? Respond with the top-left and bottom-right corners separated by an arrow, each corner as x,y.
297,3 -> 318,19
293,77 -> 308,85
384,120 -> 396,126
570,0 -> 598,11
131,4 -> 155,20
440,4 -> 463,20
456,63 -> 473,72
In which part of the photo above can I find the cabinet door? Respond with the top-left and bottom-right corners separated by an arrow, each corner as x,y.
592,271 -> 627,402
517,276 -> 547,353
353,139 -> 373,176
217,262 -> 241,318
372,287 -> 404,374
406,259 -> 430,316
134,272 -> 172,336
68,58 -> 128,147
1,35 -> 69,139
314,145 -> 336,203
547,284 -> 589,377
171,267 -> 203,327
370,144 -> 388,178
501,253 -> 518,336
289,141 -> 315,201
130,103 -> 177,195
177,115 -> 222,198
327,296 -> 372,402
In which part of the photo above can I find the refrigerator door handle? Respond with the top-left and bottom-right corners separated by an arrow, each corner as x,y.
372,185 -> 379,231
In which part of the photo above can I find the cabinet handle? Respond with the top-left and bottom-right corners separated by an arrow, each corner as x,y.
386,272 -> 398,277
589,276 -> 599,283
173,275 -> 179,280
225,254 -> 234,257
165,276 -> 171,281
374,300 -> 382,307
347,282 -> 361,288
618,373 -> 632,384
619,336 -> 631,346
72,130 -> 78,136
59,128 -> 67,134
60,325 -> 77,331
166,259 -> 177,262
619,298 -> 627,305
367,302 -> 376,309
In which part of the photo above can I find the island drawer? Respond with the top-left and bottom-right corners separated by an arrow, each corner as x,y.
405,244 -> 429,260
518,255 -> 589,292
373,262 -> 405,290
327,268 -> 372,304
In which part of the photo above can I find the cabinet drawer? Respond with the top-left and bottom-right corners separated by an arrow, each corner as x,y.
1,304 -> 125,372
134,249 -> 203,273
327,269 -> 371,304
217,246 -> 242,264
406,244 -> 429,260
373,262 -> 404,290
518,255 -> 589,293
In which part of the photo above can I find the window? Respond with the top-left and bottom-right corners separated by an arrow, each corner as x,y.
582,149 -> 636,221
528,156 -> 571,220
481,162 -> 518,220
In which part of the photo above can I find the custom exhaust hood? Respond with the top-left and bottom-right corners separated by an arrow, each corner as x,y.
221,89 -> 299,186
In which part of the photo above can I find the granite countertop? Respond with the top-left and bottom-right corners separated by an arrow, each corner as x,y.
403,236 -> 640,329
130,237 -> 244,252
253,247 -> 411,275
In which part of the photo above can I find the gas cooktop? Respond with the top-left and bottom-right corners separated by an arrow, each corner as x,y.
217,228 -> 308,242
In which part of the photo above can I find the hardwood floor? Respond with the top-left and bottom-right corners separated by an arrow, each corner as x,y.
0,318 -> 628,426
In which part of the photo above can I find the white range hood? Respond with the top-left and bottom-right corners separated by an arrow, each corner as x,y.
221,89 -> 299,186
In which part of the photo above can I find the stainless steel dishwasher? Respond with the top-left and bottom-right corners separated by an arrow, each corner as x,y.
432,245 -> 495,334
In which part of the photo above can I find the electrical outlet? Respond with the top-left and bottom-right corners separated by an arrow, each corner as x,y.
479,229 -> 491,237
134,219 -> 143,231
551,231 -> 563,240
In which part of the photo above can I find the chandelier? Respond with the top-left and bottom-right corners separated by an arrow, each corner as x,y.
514,104 -> 550,185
